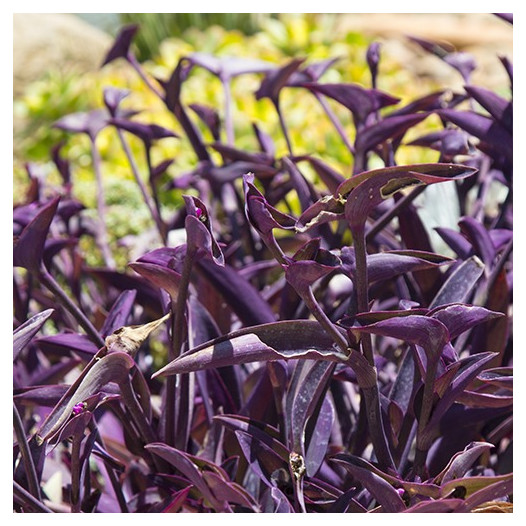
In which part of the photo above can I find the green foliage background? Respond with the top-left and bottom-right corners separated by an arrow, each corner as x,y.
14,14 -> 444,267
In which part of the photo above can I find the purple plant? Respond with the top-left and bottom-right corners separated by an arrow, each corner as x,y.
13,16 -> 512,513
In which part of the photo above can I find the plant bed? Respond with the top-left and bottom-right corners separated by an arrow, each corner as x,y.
13,14 -> 512,513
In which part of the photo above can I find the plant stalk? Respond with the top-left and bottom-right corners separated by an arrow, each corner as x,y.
13,403 -> 41,501
164,249 -> 194,446
39,268 -> 104,347
116,128 -> 167,244
414,356 -> 440,478
89,137 -> 115,268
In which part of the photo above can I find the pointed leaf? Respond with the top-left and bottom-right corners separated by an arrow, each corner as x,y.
54,109 -> 109,138
351,314 -> 449,358
429,256 -> 485,308
13,309 -> 54,360
426,352 -> 498,431
331,454 -> 405,512
129,261 -> 181,298
188,52 -> 274,78
37,351 -> 134,441
153,320 -> 348,377
145,443 -> 223,509
13,197 -> 60,272
234,430 -> 287,488
255,58 -> 305,103
355,113 -> 429,154
303,82 -> 399,125
100,290 -> 137,338
464,85 -> 512,132
435,441 -> 495,485
438,109 -> 512,160
429,303 -> 504,339
101,24 -> 138,66
196,259 -> 275,326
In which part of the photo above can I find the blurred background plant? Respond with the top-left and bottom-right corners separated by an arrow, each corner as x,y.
13,13 -> 511,268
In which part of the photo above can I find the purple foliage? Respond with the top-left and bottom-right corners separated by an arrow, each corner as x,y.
13,19 -> 512,513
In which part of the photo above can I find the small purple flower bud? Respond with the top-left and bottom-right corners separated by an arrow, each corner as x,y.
72,402 -> 87,416
396,488 -> 405,497
195,207 -> 206,222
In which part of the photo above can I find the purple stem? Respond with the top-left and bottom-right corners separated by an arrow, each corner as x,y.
222,76 -> 235,145
13,481 -> 52,513
116,128 -> 167,244
275,98 -> 294,156
352,225 -> 395,470
89,137 -> 115,268
13,403 -> 41,501
39,267 -> 104,347
414,357 -> 440,478
70,435 -> 82,512
314,92 -> 355,155
164,249 -> 194,446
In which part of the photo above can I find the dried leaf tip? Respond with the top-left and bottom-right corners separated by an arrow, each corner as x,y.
105,313 -> 171,357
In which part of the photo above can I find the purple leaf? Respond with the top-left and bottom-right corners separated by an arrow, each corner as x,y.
214,415 -> 287,458
426,351 -> 498,431
37,351 -> 135,441
366,42 -> 381,87
234,430 -> 288,488
13,309 -> 54,360
331,454 -> 406,512
477,367 -> 513,389
101,24 -> 138,66
145,443 -> 224,510
291,155 -> 345,194
341,247 -> 452,284
351,314 -> 449,359
304,396 -> 334,477
14,384 -> 70,407
404,499 -> 463,512
13,197 -> 60,273
287,57 -> 339,86
152,320 -> 349,377
255,58 -> 305,103
54,109 -> 109,139
189,103 -> 221,140
297,163 -> 477,233
36,332 -> 99,360
287,360 -> 334,458
443,52 -> 477,82
429,303 -> 504,339
408,128 -> 469,157
354,113 -> 429,154
188,52 -> 274,79
456,477 -> 513,512
440,473 -> 512,500
435,441 -> 495,485
429,256 -> 485,308
100,290 -> 137,338
435,226 -> 473,259
102,87 -> 130,117
303,82 -> 399,126
285,243 -> 341,292
464,85 -> 512,132
201,471 -> 258,510
459,216 -> 496,267
110,117 -> 178,144
129,261 -> 181,298
196,259 -> 275,326
185,214 -> 224,267
438,109 -> 512,160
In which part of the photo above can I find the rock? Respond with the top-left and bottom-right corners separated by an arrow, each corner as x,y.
13,13 -> 113,98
